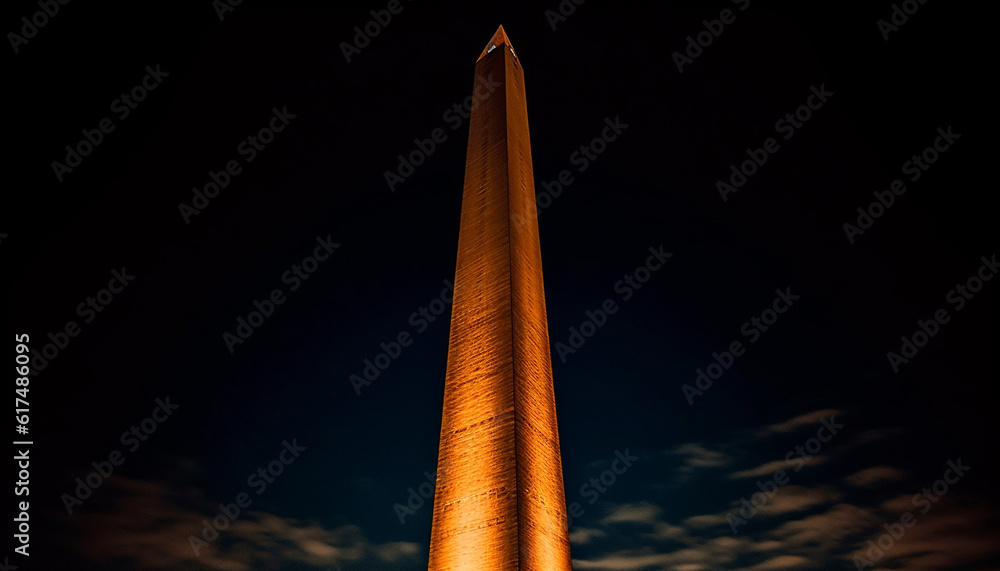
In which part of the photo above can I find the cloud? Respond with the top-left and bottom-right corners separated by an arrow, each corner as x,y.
571,405 -> 1000,571
758,408 -> 841,436
851,494 -> 1000,570
747,555 -> 811,570
571,543 -> 742,571
572,496 -> 1000,571
673,443 -> 730,470
571,527 -> 608,545
724,408 -> 846,479
53,474 -> 422,570
602,502 -> 662,525
570,534 -> 759,570
845,466 -> 906,488
744,486 -> 841,518
727,457 -> 832,480
572,550 -> 693,570
765,502 -> 880,551
682,514 -> 729,530
845,427 -> 905,448
643,521 -> 690,542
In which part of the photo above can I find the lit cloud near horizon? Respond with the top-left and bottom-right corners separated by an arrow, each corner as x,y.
569,408 -> 999,571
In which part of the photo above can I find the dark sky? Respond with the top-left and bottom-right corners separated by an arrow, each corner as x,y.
4,1 -> 997,569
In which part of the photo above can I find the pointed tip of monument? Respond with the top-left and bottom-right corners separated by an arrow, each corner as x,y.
478,25 -> 515,61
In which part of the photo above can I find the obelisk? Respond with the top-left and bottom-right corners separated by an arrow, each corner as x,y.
427,26 -> 573,570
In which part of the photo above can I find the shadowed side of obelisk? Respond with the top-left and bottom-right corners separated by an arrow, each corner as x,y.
504,33 -> 573,571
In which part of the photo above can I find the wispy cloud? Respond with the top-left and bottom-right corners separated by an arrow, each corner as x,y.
727,457 -> 827,480
757,408 -> 841,436
746,485 -> 841,518
673,442 -> 730,471
602,502 -> 662,525
570,407 -> 1000,571
844,465 -> 906,488
747,555 -> 811,570
847,495 -> 999,569
570,527 -> 608,545
55,474 -> 422,570
681,514 -> 730,531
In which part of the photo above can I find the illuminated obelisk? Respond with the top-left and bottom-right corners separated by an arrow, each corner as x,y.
428,26 -> 573,570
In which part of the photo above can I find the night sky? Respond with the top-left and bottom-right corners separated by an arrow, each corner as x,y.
5,1 -> 998,569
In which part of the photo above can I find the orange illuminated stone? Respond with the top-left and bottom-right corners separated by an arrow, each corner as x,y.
428,26 -> 573,571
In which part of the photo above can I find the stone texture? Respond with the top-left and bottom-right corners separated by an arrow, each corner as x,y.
427,26 -> 573,571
